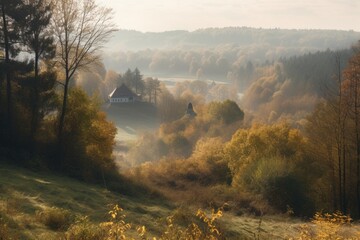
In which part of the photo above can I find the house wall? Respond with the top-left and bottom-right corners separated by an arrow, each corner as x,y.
110,97 -> 134,103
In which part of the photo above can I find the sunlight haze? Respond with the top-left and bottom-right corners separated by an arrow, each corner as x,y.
96,0 -> 360,32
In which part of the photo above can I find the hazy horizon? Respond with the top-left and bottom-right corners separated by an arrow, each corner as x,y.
96,0 -> 360,32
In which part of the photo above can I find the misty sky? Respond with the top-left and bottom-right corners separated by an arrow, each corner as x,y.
96,0 -> 359,32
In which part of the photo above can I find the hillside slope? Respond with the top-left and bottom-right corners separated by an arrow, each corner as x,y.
0,163 -> 171,239
1,163 -> 359,239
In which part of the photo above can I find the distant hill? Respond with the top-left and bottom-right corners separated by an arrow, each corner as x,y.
105,27 -> 360,51
102,27 -> 360,76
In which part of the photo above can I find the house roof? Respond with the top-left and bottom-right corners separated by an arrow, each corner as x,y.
109,83 -> 137,98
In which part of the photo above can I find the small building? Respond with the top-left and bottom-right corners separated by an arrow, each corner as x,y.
109,83 -> 138,103
185,102 -> 197,118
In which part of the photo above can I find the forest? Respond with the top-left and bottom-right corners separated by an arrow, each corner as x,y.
1,0 -> 360,239
103,28 -> 360,80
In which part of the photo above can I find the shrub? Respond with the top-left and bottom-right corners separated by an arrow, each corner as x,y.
64,204 -> 225,240
160,208 -> 224,240
0,221 -> 11,240
65,216 -> 105,240
37,207 -> 73,231
297,212 -> 356,240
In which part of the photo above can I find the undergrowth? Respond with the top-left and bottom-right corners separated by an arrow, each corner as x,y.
65,204 -> 224,240
294,211 -> 359,240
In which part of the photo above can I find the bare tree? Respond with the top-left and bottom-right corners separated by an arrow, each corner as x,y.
51,0 -> 116,141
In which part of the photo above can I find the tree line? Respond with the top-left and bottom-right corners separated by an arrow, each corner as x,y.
0,0 -> 118,182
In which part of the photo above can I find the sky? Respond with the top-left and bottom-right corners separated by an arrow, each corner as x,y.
95,0 -> 360,32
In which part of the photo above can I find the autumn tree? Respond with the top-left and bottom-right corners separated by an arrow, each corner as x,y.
60,88 -> 116,180
208,100 -> 244,125
225,123 -> 314,215
52,0 -> 116,142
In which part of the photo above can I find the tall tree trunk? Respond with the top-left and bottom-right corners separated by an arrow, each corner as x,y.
328,145 -> 337,211
342,132 -> 346,213
30,50 -> 40,143
154,88 -> 157,105
58,78 -> 69,143
58,27 -> 70,145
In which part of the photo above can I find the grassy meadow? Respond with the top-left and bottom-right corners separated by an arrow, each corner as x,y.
2,162 -> 360,239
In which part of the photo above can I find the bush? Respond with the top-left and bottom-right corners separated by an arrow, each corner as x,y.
65,216 -> 105,240
298,212 -> 355,240
0,221 -> 11,240
37,207 -> 73,231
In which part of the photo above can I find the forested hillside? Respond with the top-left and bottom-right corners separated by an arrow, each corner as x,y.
103,28 -> 360,79
107,28 -> 360,51
242,48 -> 354,123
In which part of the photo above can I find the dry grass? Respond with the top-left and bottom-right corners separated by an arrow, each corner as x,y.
0,163 -> 172,239
1,162 -> 360,239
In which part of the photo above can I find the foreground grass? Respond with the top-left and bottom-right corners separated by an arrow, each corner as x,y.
0,163 -> 171,239
1,163 -> 360,239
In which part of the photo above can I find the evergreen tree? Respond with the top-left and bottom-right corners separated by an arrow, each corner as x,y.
0,0 -> 24,140
133,67 -> 144,94
19,0 -> 55,141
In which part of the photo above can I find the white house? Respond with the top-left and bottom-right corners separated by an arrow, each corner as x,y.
108,84 -> 138,103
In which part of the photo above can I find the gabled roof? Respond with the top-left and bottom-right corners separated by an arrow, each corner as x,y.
109,83 -> 137,98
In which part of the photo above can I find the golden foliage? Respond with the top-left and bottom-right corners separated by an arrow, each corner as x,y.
225,122 -> 305,188
61,88 -> 117,179
294,212 -> 358,240
65,204 -> 224,240
100,205 -> 132,239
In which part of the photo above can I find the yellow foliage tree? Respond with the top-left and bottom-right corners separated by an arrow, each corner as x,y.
224,123 -> 313,215
61,88 -> 117,181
